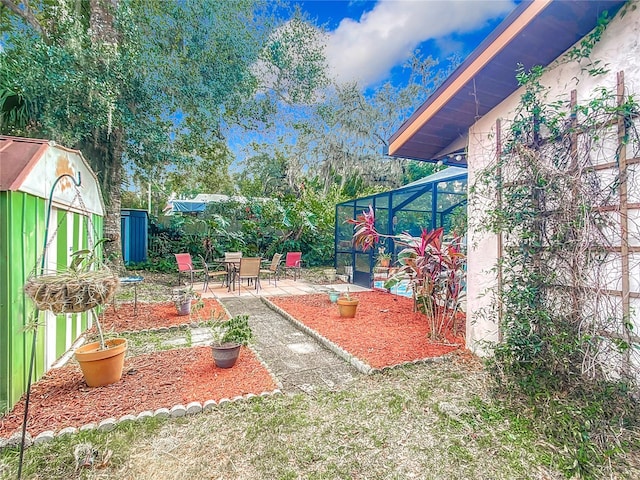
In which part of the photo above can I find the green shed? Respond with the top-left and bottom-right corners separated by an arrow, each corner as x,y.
0,136 -> 105,413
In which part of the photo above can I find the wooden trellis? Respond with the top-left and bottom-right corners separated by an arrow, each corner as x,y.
494,70 -> 640,375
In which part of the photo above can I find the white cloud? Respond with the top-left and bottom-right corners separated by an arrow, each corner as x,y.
325,0 -> 515,87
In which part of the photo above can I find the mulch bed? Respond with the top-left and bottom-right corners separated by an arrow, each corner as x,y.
0,291 -> 465,440
99,298 -> 228,332
0,346 -> 277,439
269,290 -> 465,369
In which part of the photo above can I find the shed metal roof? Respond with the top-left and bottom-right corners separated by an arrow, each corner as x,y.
0,136 -> 49,190
0,135 -> 104,215
387,0 -> 626,164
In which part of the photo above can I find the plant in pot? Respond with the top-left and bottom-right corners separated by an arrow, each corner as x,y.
327,288 -> 340,303
376,247 -> 392,268
210,315 -> 254,368
336,288 -> 359,318
172,286 -> 199,316
24,239 -> 126,387
323,267 -> 337,282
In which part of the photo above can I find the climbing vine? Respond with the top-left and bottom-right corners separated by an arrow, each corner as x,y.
473,21 -> 640,477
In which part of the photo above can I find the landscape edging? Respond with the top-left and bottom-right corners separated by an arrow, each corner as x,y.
260,296 -> 455,375
0,389 -> 284,449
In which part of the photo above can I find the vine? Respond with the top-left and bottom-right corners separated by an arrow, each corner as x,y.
473,24 -> 640,478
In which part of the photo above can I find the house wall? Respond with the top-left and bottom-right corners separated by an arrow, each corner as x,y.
466,4 -> 640,356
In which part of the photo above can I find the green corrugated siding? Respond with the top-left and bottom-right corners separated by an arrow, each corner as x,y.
0,192 -> 46,414
0,191 -> 11,414
27,195 -> 46,383
0,191 -> 103,413
71,215 -> 81,340
55,211 -> 68,359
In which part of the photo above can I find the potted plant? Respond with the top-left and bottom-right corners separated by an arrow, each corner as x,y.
323,267 -> 337,282
376,247 -> 392,268
25,239 -> 127,387
24,239 -> 119,314
336,288 -> 359,318
210,315 -> 254,368
172,286 -> 199,316
327,288 -> 340,303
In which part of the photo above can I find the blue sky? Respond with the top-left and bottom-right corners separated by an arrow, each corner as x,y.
229,1 -> 521,172
292,0 -> 518,89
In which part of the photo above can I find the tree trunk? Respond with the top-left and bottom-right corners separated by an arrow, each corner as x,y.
80,130 -> 124,271
88,0 -> 124,272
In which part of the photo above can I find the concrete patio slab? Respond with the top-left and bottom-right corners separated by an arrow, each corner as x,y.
197,277 -> 369,299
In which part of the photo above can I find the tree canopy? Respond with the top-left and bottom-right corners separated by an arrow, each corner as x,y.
0,0 -> 328,260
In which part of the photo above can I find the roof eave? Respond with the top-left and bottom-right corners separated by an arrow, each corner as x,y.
388,0 -> 552,158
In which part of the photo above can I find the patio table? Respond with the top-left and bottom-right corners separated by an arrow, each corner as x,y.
210,258 -> 241,291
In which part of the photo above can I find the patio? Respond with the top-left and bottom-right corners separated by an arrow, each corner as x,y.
196,276 -> 370,299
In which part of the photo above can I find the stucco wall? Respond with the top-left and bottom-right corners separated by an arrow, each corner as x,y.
466,3 -> 640,355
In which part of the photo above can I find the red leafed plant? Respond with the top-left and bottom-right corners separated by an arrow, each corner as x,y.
349,207 -> 466,341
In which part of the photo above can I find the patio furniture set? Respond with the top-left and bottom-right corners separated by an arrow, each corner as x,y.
174,251 -> 302,294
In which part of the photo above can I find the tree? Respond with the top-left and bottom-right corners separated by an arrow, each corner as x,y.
239,51 -> 454,197
0,0 -> 327,267
236,150 -> 295,198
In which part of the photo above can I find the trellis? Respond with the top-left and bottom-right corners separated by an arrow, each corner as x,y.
494,70 -> 640,377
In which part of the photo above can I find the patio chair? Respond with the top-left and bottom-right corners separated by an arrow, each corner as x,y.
260,253 -> 283,286
174,253 -> 204,287
224,252 -> 243,291
236,257 -> 261,295
283,252 -> 302,281
199,255 -> 227,292
225,251 -> 243,261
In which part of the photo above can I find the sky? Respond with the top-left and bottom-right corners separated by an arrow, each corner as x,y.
228,0 -> 521,170
293,0 -> 518,89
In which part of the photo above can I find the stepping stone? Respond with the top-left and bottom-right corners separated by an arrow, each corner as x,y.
287,342 -> 317,354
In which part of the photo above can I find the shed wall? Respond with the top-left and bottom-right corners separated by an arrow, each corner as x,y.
0,190 -> 101,413
121,209 -> 148,264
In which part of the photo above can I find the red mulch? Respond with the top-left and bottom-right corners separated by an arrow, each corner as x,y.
0,291 -> 465,439
99,299 -> 228,332
269,291 -> 465,370
0,347 -> 277,439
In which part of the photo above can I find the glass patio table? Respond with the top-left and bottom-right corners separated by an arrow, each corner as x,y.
118,275 -> 144,315
209,258 -> 241,291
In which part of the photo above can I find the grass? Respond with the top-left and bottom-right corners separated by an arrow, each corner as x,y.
1,359 -> 585,480
2,271 -> 638,479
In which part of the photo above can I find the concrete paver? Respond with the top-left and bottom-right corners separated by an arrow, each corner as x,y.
220,295 -> 361,394
163,277 -> 371,394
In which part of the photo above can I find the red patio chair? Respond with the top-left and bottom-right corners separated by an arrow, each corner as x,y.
174,253 -> 204,287
284,252 -> 302,281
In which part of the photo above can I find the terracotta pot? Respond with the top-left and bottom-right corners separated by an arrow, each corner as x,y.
176,300 -> 191,316
74,338 -> 127,387
337,297 -> 359,318
212,343 -> 241,368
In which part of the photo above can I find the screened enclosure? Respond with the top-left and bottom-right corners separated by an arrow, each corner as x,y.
335,167 -> 467,288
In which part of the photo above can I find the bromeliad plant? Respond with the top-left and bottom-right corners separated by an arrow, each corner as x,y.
349,206 -> 466,341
